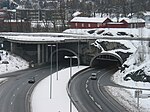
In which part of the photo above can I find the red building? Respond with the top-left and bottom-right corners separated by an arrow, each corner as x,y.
119,18 -> 145,28
69,17 -> 145,29
69,17 -> 112,29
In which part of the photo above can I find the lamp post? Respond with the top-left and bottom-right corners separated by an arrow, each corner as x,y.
77,37 -> 80,68
48,44 -> 56,99
64,55 -> 77,112
56,42 -> 59,80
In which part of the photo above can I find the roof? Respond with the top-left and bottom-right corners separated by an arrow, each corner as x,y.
72,11 -> 82,17
143,11 -> 150,16
70,17 -> 109,23
120,18 -> 145,23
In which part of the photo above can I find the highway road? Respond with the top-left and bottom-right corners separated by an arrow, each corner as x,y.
68,67 -> 128,112
0,65 -> 57,112
0,64 -> 128,112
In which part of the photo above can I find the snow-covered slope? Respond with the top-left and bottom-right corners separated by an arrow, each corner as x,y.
0,50 -> 29,74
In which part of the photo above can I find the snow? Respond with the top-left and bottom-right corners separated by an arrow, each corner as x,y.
112,17 -> 145,23
143,11 -> 150,16
0,27 -> 150,111
70,17 -> 109,23
31,66 -> 88,112
0,50 -> 29,74
72,11 -> 82,17
64,28 -> 150,38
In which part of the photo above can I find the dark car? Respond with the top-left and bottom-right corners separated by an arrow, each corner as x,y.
28,77 -> 35,84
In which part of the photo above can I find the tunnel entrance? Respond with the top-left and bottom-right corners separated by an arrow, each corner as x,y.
51,48 -> 79,67
90,52 -> 123,68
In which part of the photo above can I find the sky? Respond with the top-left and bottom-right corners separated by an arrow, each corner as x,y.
0,28 -> 150,112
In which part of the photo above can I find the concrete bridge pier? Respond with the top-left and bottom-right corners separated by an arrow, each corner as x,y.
37,44 -> 49,65
10,42 -> 16,53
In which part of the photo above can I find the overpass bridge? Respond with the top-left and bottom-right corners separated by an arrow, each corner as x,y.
0,32 -> 136,67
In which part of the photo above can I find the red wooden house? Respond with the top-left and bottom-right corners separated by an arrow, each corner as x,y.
119,18 -> 145,28
69,17 -> 112,29
69,17 -> 145,29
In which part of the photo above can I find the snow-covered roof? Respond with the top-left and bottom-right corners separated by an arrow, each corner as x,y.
120,18 -> 145,23
72,11 -> 82,17
143,11 -> 150,16
70,17 -> 109,23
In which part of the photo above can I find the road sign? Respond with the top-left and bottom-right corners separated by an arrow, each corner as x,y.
135,89 -> 142,98
139,94 -> 150,98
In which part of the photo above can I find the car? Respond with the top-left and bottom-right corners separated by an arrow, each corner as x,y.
91,73 -> 97,80
28,77 -> 35,84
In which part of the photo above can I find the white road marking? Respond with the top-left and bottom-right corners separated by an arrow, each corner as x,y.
95,102 -> 102,110
89,94 -> 94,101
86,88 -> 89,94
86,79 -> 89,83
0,79 -> 8,85
86,83 -> 88,88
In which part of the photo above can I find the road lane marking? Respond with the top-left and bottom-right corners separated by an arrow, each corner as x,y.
86,83 -> 88,88
89,94 -> 94,101
95,102 -> 102,110
0,79 -> 8,85
10,102 -> 13,105
86,89 -> 89,94
86,79 -> 89,83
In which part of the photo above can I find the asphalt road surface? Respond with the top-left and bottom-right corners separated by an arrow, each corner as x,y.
0,64 -> 128,112
0,65 -> 56,112
69,67 -> 128,112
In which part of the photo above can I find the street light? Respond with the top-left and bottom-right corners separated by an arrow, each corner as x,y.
56,42 -> 59,80
48,44 -> 56,99
77,37 -> 80,68
64,55 -> 77,112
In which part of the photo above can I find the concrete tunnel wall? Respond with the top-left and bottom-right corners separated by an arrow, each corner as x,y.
90,52 -> 123,68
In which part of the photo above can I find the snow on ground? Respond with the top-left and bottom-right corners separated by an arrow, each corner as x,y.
109,41 -> 150,112
0,50 -> 29,74
63,28 -> 150,38
31,66 -> 88,112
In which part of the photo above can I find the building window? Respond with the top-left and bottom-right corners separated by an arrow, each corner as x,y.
88,24 -> 91,27
82,23 -> 84,27
75,23 -> 78,27
97,23 -> 102,27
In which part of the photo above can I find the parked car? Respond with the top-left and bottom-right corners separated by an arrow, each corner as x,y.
28,77 -> 35,84
91,73 -> 97,80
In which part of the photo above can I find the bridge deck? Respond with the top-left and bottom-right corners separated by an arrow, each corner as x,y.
0,32 -> 150,44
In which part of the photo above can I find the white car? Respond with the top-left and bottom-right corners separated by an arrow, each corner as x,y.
91,73 -> 97,80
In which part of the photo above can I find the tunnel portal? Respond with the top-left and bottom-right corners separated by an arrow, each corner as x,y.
90,52 -> 123,68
